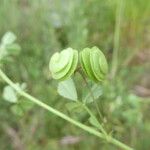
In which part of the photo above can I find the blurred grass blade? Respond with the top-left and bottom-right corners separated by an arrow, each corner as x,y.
111,0 -> 124,78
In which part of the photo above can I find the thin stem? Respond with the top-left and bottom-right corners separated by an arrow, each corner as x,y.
0,69 -> 133,150
111,0 -> 124,79
79,71 -> 103,121
80,102 -> 107,136
79,72 -> 108,138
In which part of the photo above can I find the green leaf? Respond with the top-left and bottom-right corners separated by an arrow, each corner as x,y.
6,43 -> 21,55
83,84 -> 102,103
88,114 -> 106,134
10,98 -> 34,117
19,98 -> 34,111
15,82 -> 27,91
57,78 -> 78,101
89,116 -> 101,129
65,102 -> 83,112
11,105 -> 24,116
1,32 -> 16,45
0,45 -> 8,60
0,32 -> 20,62
2,83 -> 27,103
3,85 -> 18,103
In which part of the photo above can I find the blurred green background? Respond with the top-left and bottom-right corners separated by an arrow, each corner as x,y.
0,0 -> 150,149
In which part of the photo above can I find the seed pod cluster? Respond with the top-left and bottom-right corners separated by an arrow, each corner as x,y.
49,46 -> 108,82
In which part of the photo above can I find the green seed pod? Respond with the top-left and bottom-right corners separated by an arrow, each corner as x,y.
49,48 -> 78,80
80,46 -> 108,82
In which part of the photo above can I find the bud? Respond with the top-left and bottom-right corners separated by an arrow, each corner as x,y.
49,48 -> 78,80
80,46 -> 108,82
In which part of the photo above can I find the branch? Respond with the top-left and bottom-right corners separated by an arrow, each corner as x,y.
0,69 -> 133,150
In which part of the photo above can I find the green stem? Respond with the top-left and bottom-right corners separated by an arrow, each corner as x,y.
79,71 -> 103,121
0,69 -> 133,150
111,0 -> 124,78
81,102 -> 107,136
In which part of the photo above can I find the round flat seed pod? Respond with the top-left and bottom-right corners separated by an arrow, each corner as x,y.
80,46 -> 108,82
80,48 -> 98,82
90,49 -> 105,81
98,50 -> 108,75
49,48 -> 78,80
57,50 -> 78,80
49,48 -> 71,73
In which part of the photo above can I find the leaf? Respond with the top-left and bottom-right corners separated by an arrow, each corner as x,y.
1,32 -> 16,45
0,45 -> 8,60
2,83 -> 27,103
89,116 -> 101,129
57,78 -> 78,101
65,102 -> 83,112
0,32 -> 20,62
15,82 -> 27,91
11,99 -> 34,117
20,98 -> 34,111
83,84 -> 102,103
20,83 -> 27,90
11,105 -> 24,116
6,43 -> 21,55
3,85 -> 18,103
89,115 -> 106,133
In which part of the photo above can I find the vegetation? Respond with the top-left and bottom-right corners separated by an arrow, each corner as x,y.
0,0 -> 150,150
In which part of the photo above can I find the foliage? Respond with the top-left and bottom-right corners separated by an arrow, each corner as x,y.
0,0 -> 150,150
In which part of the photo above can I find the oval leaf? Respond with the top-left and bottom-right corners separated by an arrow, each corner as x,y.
3,85 -> 17,103
83,84 -> 102,103
57,78 -> 78,101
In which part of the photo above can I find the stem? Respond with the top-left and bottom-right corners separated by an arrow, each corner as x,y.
111,0 -> 124,79
79,72 -> 110,141
0,69 -> 133,150
79,71 -> 103,121
81,102 -> 107,136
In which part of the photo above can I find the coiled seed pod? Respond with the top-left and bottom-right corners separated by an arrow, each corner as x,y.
49,48 -> 78,80
80,46 -> 108,82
